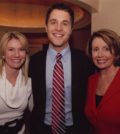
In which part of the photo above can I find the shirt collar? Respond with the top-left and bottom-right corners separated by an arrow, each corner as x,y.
47,44 -> 70,62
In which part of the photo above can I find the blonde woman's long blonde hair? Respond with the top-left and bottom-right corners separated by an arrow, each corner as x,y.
0,31 -> 29,82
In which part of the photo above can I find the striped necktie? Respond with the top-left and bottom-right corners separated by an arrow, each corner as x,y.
52,53 -> 66,134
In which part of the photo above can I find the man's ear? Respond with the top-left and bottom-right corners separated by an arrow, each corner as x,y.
69,27 -> 73,36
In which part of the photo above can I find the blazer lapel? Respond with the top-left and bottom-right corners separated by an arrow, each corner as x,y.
98,68 -> 120,108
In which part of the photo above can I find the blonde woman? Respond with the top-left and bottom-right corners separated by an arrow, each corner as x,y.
0,31 -> 33,134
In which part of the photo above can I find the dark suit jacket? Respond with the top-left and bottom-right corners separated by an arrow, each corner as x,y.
29,45 -> 93,134
85,68 -> 120,134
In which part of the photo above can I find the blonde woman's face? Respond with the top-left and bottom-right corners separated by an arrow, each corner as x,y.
4,38 -> 26,70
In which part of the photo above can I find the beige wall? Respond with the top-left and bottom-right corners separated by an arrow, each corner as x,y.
78,0 -> 99,12
67,0 -> 99,12
92,0 -> 120,35
73,0 -> 120,35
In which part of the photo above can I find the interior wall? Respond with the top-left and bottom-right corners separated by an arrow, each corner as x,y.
92,0 -> 120,35
70,25 -> 91,51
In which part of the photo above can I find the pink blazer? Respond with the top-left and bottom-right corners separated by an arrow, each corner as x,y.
85,68 -> 120,134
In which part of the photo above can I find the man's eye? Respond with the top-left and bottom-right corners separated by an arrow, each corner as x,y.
50,20 -> 56,25
63,23 -> 68,26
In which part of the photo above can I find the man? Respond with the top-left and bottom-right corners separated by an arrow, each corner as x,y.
29,3 -> 93,134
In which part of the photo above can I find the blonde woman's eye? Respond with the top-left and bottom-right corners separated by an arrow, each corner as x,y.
8,48 -> 13,51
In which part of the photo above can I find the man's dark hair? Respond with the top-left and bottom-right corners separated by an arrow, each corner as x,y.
45,3 -> 74,27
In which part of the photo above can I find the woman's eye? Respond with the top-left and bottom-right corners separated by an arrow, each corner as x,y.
20,48 -> 26,51
104,47 -> 110,51
92,48 -> 98,52
8,48 -> 13,51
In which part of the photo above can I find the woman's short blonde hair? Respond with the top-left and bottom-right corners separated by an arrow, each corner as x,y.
0,31 -> 29,81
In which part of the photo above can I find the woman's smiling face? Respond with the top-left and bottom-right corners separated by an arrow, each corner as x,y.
92,37 -> 115,70
4,38 -> 26,70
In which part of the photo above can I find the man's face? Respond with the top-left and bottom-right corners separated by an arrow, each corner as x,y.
46,9 -> 72,52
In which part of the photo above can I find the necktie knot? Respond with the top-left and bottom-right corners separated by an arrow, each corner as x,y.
56,53 -> 62,62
